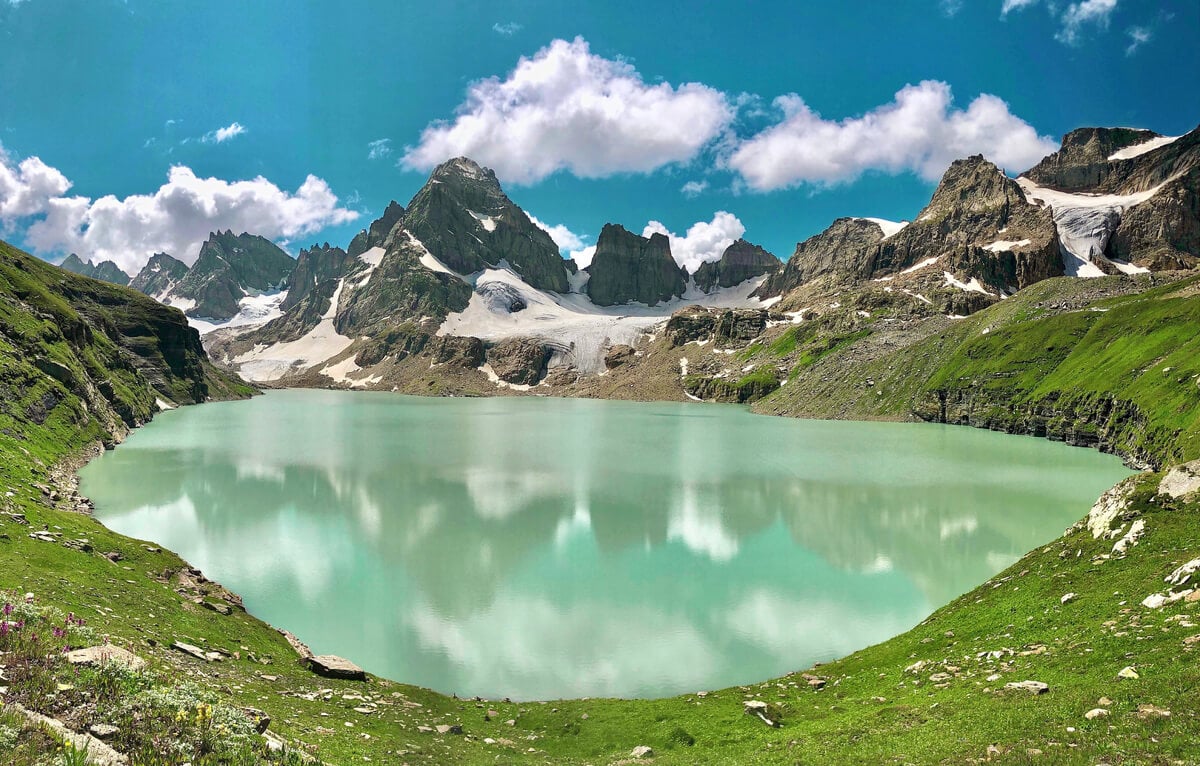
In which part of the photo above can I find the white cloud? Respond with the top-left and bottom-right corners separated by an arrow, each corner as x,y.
1057,0 -> 1118,44
526,212 -> 585,252
527,212 -> 595,267
16,163 -> 357,273
725,80 -> 1056,191
680,180 -> 708,198
492,21 -> 522,36
940,0 -> 963,17
642,211 -> 745,274
0,144 -> 72,220
1125,25 -> 1151,55
201,122 -> 247,144
401,37 -> 733,185
1000,0 -> 1039,14
367,138 -> 392,160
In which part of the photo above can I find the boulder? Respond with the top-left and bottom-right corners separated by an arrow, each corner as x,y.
307,654 -> 367,681
1159,460 -> 1200,499
486,339 -> 550,385
1003,680 -> 1049,694
631,745 -> 655,758
604,344 -> 636,369
66,645 -> 146,672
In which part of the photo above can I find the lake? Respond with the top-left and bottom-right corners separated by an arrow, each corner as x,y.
79,389 -> 1131,700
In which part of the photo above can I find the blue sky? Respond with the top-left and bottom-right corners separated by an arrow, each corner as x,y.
0,0 -> 1196,274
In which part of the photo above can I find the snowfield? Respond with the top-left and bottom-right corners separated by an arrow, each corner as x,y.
439,263 -> 776,374
234,279 -> 356,382
1107,135 -> 1179,161
187,291 -> 288,336
1016,176 -> 1169,278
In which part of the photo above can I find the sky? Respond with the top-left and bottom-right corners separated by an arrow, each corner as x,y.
0,0 -> 1197,275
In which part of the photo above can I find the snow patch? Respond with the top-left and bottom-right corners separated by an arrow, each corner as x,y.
439,265 -> 771,374
188,291 -> 288,336
1017,176 -> 1169,278
901,256 -> 940,275
943,271 -> 994,296
468,209 -> 498,232
983,239 -> 1032,252
857,217 -> 909,239
234,279 -> 355,382
1108,135 -> 1179,161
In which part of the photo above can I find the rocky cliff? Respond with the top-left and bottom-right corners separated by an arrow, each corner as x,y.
692,239 -> 780,292
171,231 -> 295,320
59,254 -> 131,287
586,224 -> 686,306
401,158 -> 569,292
129,252 -> 188,299
1024,127 -> 1163,191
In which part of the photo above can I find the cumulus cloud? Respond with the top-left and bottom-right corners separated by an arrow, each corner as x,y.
526,212 -> 586,252
680,180 -> 708,198
1000,0 -> 1039,14
642,211 -> 745,274
200,122 -> 247,144
1125,25 -> 1151,55
401,37 -> 733,185
2,152 -> 358,272
725,80 -> 1056,191
0,144 -> 72,220
492,21 -> 522,36
367,138 -> 393,160
1056,0 -> 1118,44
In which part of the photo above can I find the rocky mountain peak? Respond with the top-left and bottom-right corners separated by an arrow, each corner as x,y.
171,231 -> 295,320
349,200 -> 405,257
693,239 -> 780,292
920,155 -> 1023,218
398,157 -> 569,292
130,252 -> 187,298
586,223 -> 686,306
58,253 -> 132,286
1023,127 -> 1165,191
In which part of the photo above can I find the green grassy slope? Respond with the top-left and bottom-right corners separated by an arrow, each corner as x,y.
758,274 -> 1200,468
3,243 -> 1200,764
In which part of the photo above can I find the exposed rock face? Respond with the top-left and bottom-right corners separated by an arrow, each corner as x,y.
665,306 -> 770,347
335,234 -> 472,338
430,335 -> 485,369
401,158 -> 569,292
1024,127 -> 1162,191
281,243 -> 353,312
1108,162 -> 1200,270
347,200 -> 404,257
757,219 -> 885,296
172,231 -> 295,320
59,254 -> 132,286
587,224 -> 686,306
692,239 -> 780,292
486,338 -> 550,385
130,252 -> 188,298
306,655 -> 366,681
869,156 -> 1060,291
604,344 -> 635,369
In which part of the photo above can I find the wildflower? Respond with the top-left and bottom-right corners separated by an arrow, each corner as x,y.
2,603 -> 11,616
53,627 -> 65,639
0,621 -> 7,637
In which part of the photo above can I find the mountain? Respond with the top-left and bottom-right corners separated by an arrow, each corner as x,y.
58,253 -> 132,286
129,252 -> 188,299
586,224 -> 686,306
5,240 -> 248,438
402,157 -> 569,292
692,239 -> 780,293
168,231 -> 295,320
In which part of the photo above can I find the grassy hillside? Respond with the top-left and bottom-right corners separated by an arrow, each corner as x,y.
757,273 -> 1200,468
3,242 -> 1200,764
